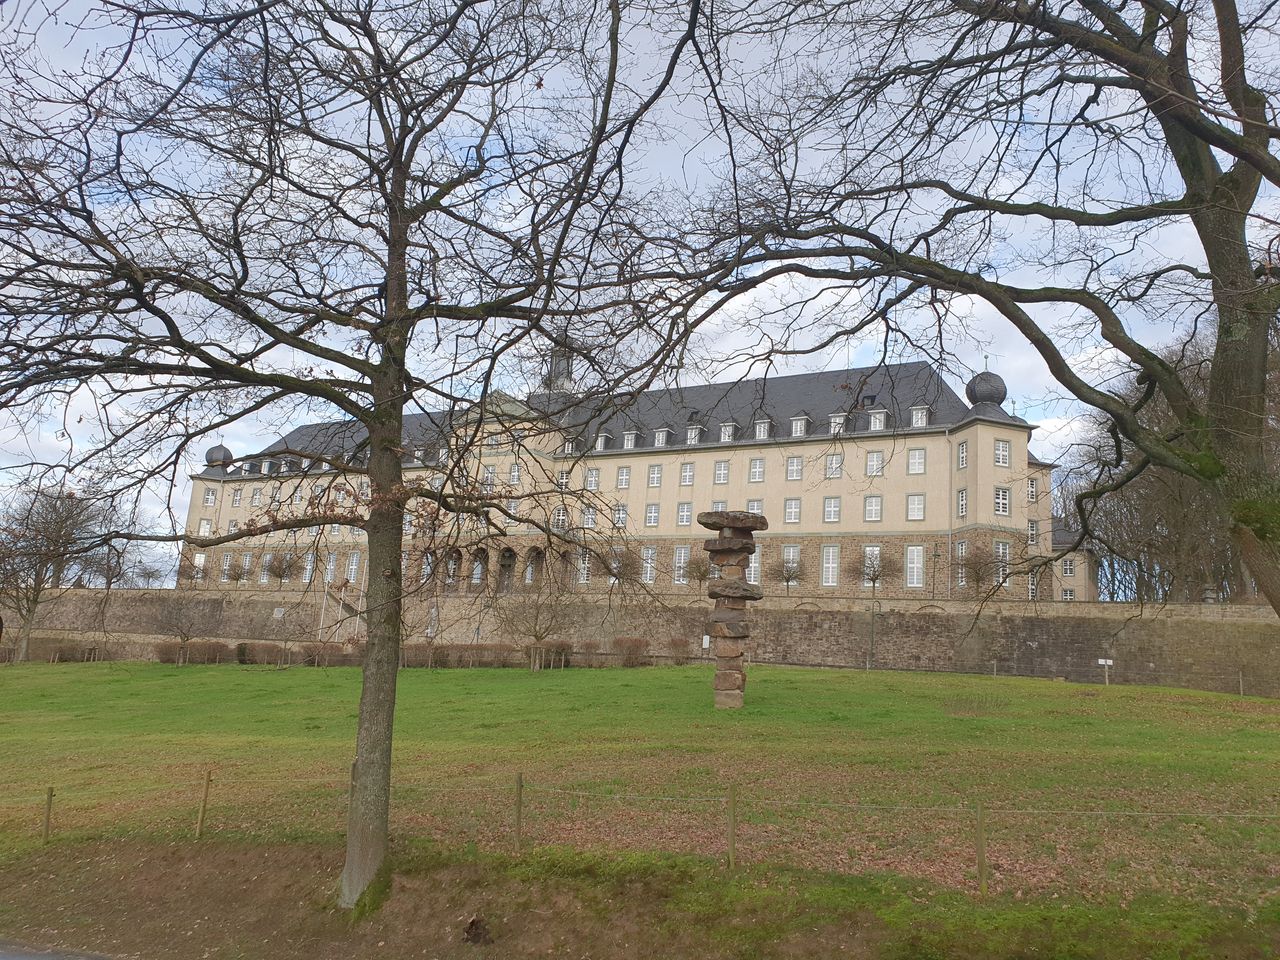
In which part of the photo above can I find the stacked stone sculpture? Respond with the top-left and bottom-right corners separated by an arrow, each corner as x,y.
697,509 -> 767,709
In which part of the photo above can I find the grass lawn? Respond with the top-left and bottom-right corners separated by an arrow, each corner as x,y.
2,662 -> 1280,958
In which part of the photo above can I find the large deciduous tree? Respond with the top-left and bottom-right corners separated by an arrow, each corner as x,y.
0,0 -> 696,907
686,0 -> 1280,612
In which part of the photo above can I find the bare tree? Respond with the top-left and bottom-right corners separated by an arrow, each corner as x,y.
689,0 -> 1280,614
0,1 -> 696,908
684,554 -> 712,591
767,555 -> 804,594
858,549 -> 902,600
0,486 -> 115,661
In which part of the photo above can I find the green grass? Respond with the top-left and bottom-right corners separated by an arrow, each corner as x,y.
3,663 -> 1280,957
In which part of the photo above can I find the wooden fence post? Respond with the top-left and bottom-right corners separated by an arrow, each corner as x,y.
727,785 -> 738,870
196,770 -> 212,839
42,787 -> 53,844
514,771 -> 524,854
974,800 -> 988,896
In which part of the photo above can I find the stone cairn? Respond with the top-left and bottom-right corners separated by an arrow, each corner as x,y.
697,509 -> 767,709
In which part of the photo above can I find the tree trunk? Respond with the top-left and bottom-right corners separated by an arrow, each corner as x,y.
16,615 -> 34,663
337,406 -> 405,909
1232,524 -> 1280,614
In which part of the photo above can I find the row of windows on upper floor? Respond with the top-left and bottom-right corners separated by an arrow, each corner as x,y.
189,542 -> 1080,596
200,437 -> 1033,511
196,482 -> 1042,544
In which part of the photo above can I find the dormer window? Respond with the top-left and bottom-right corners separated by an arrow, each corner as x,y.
868,410 -> 887,431
754,419 -> 771,440
790,416 -> 808,438
623,431 -> 637,449
910,406 -> 929,428
437,447 -> 449,465
262,459 -> 276,474
829,414 -> 846,435
719,422 -> 736,442
861,394 -> 877,409
686,424 -> 703,445
485,433 -> 501,448
563,438 -> 578,455
595,432 -> 611,451
654,428 -> 669,447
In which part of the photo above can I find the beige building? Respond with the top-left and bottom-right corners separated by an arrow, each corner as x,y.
182,361 -> 1098,603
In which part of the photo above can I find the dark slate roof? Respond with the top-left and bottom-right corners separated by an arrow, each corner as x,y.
540,361 -> 1014,451
195,361 -> 1033,476
1052,522 -> 1090,552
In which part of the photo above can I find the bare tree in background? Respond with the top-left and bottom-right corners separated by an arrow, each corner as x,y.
767,555 -> 804,594
688,0 -> 1280,613
0,0 -> 699,908
0,486 -> 116,661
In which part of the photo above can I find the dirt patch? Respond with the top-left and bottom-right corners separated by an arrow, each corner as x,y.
0,841 -> 886,960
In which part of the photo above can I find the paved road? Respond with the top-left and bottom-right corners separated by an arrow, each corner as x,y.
0,942 -> 108,960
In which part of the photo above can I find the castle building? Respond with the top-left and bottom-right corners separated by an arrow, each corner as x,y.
183,360 -> 1098,603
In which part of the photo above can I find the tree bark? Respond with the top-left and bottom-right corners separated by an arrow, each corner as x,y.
1232,524 -> 1280,613
16,615 -> 33,663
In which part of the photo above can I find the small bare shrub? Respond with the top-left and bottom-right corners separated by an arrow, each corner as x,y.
667,635 -> 692,666
614,636 -> 648,667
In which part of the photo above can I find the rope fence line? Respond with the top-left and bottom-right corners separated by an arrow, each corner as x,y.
10,769 -> 1280,902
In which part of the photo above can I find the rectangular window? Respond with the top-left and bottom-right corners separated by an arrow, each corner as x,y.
911,407 -> 929,427
198,518 -> 212,537
506,499 -> 520,520
825,453 -> 843,479
1028,570 -> 1039,600
864,495 -> 882,522
866,451 -> 884,476
1062,557 -> 1076,577
746,499 -> 763,515
680,462 -> 695,486
1027,477 -> 1038,502
623,432 -> 637,449
302,553 -> 315,583
823,496 -> 841,522
251,488 -> 262,507
955,541 -> 968,586
686,426 -> 701,445
231,488 -> 242,508
203,487 -> 216,507
551,506 -> 568,530
869,411 -> 886,431
749,458 -> 765,482
995,541 -> 1010,585
907,494 -> 925,521
346,552 -> 361,583
1062,588 -> 1076,601
677,502 -> 692,526
786,456 -> 803,480
822,545 -> 840,587
255,553 -> 268,583
645,503 -> 660,527
994,487 -> 1011,516
329,523 -> 340,535
958,440 -> 968,469
648,464 -> 663,487
906,545 -> 924,588
335,488 -> 348,505
220,553 -> 232,582
482,466 -> 496,493
510,463 -> 523,485
711,500 -> 727,512
673,546 -> 690,584
324,551 -> 337,583
616,466 -> 630,489
957,488 -> 968,518
563,439 -> 577,455
557,469 -> 570,491
578,548 -> 591,584
1027,519 -> 1039,545
641,547 -> 657,584
595,434 -> 608,451
613,503 -> 628,528
791,418 -> 807,438
907,448 -> 925,474
861,545 -> 880,587
714,460 -> 729,484
292,487 -> 304,505
582,467 -> 598,490
746,552 -> 760,584
754,420 -> 770,440
719,423 -> 735,442
654,429 -> 668,447
995,439 -> 1011,467
784,498 -> 801,523
829,414 -> 845,435
782,544 -> 800,567
228,519 -> 239,535
582,505 -> 597,529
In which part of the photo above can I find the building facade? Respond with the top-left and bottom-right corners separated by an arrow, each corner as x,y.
182,361 -> 1098,603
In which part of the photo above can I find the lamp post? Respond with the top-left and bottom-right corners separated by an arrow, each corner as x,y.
931,545 -> 941,599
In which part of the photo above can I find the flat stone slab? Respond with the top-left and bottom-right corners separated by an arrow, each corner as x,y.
714,689 -> 744,709
698,510 -> 769,532
708,579 -> 764,601
709,621 -> 750,638
714,670 -> 746,691
704,537 -> 756,554
709,607 -> 748,624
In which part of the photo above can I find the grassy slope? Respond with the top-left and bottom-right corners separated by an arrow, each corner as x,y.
2,663 -> 1279,958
